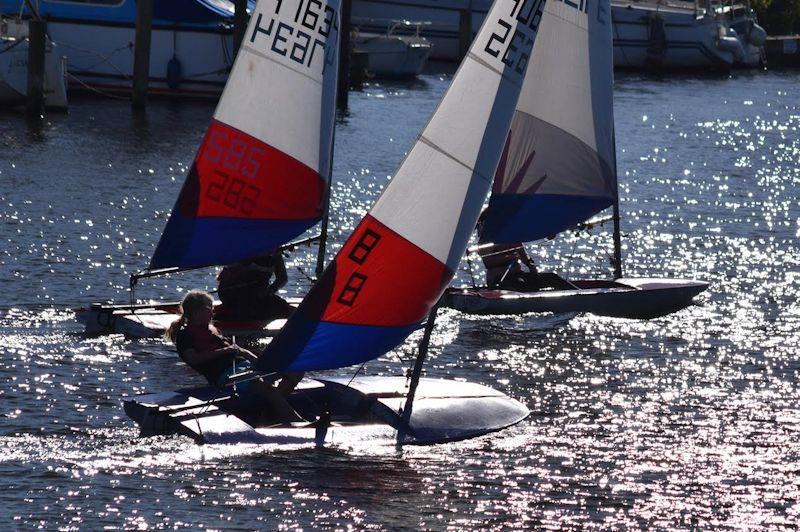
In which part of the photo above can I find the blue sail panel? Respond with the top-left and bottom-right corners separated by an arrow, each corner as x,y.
258,318 -> 418,372
150,215 -> 319,270
480,193 -> 613,244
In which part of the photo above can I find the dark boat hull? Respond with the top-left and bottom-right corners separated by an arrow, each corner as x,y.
443,277 -> 709,319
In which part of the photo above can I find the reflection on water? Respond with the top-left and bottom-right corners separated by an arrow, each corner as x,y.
1,70 -> 800,528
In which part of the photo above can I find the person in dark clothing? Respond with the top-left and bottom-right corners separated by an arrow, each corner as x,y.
216,250 -> 293,321
478,242 -> 575,292
166,290 -> 303,421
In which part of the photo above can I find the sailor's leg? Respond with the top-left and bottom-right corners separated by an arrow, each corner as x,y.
249,379 -> 305,424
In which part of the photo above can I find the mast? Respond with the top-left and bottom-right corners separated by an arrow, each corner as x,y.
315,176 -> 333,279
612,131 -> 623,279
397,304 -> 440,447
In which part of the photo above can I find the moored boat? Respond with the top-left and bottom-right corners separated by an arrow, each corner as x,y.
351,0 -> 765,68
0,0 -> 247,98
354,20 -> 432,77
0,16 -> 68,110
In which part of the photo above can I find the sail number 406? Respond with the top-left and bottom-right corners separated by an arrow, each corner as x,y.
484,0 -> 545,74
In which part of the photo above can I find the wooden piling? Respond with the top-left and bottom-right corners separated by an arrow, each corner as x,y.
26,19 -> 46,117
233,0 -> 248,55
458,8 -> 472,59
132,0 -> 154,111
336,0 -> 352,112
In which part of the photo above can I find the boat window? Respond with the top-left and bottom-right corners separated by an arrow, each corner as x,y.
45,0 -> 125,6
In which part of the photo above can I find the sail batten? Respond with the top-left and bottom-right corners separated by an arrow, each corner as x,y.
149,0 -> 341,271
479,0 -> 616,245
259,0 -> 548,373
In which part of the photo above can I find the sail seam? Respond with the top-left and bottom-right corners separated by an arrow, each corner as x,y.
466,53 -> 525,89
418,137 -> 493,185
241,45 -> 324,87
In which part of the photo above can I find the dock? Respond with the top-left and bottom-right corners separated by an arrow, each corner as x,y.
765,35 -> 800,67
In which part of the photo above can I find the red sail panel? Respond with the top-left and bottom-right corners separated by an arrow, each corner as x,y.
321,215 -> 452,327
194,120 -> 325,220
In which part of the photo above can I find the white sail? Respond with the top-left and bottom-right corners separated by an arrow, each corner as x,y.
260,0 -> 547,372
151,0 -> 340,270
480,0 -> 616,244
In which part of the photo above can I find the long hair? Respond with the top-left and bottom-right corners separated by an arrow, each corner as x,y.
165,290 -> 213,343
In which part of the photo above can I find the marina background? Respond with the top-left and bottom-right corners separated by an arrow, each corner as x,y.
2,67 -> 800,528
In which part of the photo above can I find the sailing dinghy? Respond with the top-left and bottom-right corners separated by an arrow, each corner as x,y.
76,0 -> 341,338
125,0 -> 544,446
442,0 -> 708,319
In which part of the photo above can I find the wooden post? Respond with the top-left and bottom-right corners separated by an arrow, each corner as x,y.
132,0 -> 154,111
233,0 -> 248,55
26,19 -> 46,117
458,8 -> 472,59
336,0 -> 352,112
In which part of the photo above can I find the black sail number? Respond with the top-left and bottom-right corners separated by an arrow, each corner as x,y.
336,229 -> 381,307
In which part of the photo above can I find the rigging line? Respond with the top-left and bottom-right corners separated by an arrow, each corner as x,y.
66,72 -> 129,100
346,362 -> 368,388
58,42 -> 133,79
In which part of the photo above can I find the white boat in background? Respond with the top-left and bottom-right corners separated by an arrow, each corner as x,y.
353,0 -> 483,61
442,0 -> 708,319
611,0 -> 765,69
354,20 -> 432,77
0,17 -> 67,110
352,0 -> 765,69
126,0 -> 541,447
0,0 -> 246,98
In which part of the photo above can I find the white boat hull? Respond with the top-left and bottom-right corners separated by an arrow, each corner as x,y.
352,0 -> 762,68
74,299 -> 299,338
43,21 -> 232,97
124,376 -> 530,446
355,32 -> 431,77
443,277 -> 709,319
0,33 -> 68,110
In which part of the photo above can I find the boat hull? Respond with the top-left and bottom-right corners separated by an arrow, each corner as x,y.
124,376 -> 530,446
0,34 -> 68,110
351,0 -> 762,68
74,299 -> 298,338
355,32 -> 432,77
443,277 -> 709,319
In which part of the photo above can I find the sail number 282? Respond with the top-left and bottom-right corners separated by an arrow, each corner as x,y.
484,0 -> 545,75
202,131 -> 263,215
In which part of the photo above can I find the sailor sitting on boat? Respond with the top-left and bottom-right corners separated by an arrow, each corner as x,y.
166,290 -> 303,422
216,250 -> 293,321
479,243 -> 575,292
